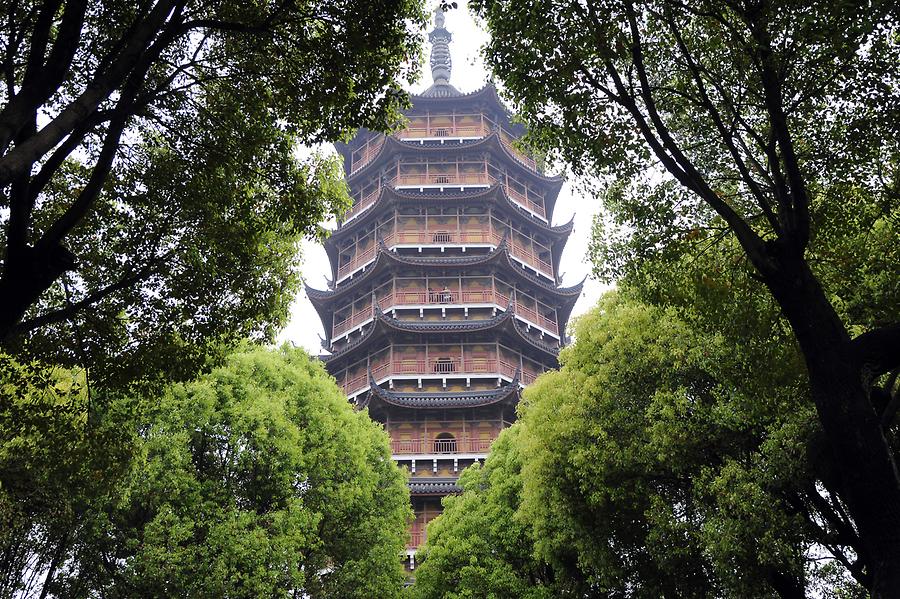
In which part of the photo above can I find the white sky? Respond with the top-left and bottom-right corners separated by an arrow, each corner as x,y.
278,3 -> 609,354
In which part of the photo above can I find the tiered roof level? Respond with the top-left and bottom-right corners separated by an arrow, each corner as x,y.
307,9 -> 582,572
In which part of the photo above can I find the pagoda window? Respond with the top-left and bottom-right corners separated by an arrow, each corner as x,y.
434,433 -> 457,453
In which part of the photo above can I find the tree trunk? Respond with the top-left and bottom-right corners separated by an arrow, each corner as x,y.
766,249 -> 900,596
0,243 -> 76,339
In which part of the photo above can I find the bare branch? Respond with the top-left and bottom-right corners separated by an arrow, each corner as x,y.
11,264 -> 158,336
658,5 -> 781,233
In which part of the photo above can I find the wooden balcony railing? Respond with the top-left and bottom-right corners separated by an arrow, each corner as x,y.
503,184 -> 546,219
336,245 -> 376,280
396,122 -> 491,139
394,172 -> 490,187
343,188 -> 380,224
500,136 -> 538,171
507,236 -> 554,278
381,229 -> 496,246
391,436 -> 496,455
378,288 -> 499,308
332,288 -> 560,339
342,371 -> 370,396
370,358 -> 531,382
332,305 -> 375,338
340,357 -> 541,396
393,172 -> 547,220
350,136 -> 385,174
512,300 -> 558,334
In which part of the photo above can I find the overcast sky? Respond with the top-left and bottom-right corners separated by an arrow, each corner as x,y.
278,3 -> 609,354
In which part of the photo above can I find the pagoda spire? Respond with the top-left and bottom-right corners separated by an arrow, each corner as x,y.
422,8 -> 460,97
430,9 -> 452,85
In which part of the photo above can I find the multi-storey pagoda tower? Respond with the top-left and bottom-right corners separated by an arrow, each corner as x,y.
307,10 -> 581,571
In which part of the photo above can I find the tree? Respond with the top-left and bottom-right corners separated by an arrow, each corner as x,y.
469,0 -> 900,591
0,355 -> 137,598
521,293 -> 864,596
0,0 -> 426,381
410,426 -> 578,599
0,345 -> 412,598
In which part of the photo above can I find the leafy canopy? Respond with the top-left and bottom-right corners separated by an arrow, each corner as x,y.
410,426 -> 573,599
0,0 -> 427,384
469,0 -> 900,589
0,345 -> 412,598
414,290 -> 869,597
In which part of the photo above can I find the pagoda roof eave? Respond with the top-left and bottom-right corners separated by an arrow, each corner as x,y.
327,185 -> 574,249
304,283 -> 335,335
555,276 -> 587,330
542,177 -> 565,221
549,214 -> 576,275
307,241 -> 582,308
376,307 -> 560,358
360,377 -> 521,411
346,131 -> 563,188
410,82 -> 499,103
408,479 -> 462,496
322,307 -> 561,367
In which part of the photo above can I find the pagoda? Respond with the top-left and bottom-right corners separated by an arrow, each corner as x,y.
306,9 -> 581,571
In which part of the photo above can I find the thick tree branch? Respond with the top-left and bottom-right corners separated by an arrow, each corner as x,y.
6,117 -> 37,256
851,324 -> 900,383
597,2 -> 772,276
38,10 -> 187,250
0,0 -> 85,155
745,4 -> 811,251
11,265 -> 157,336
0,0 -> 180,188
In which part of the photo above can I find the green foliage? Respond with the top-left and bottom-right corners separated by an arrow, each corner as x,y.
0,354 -> 140,597
410,426 -> 573,599
412,291 -> 868,597
469,0 -> 900,589
470,0 -> 898,215
514,293 -> 809,596
0,346 -> 411,598
1,0 -> 428,384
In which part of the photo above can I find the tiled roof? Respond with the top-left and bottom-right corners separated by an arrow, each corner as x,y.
408,478 -> 463,495
304,244 -> 584,335
419,83 -> 462,98
347,132 -> 564,186
362,378 -> 521,409
323,305 -> 560,366
377,303 -> 513,333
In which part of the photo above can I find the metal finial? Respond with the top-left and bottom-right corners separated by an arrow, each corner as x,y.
429,8 -> 452,85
